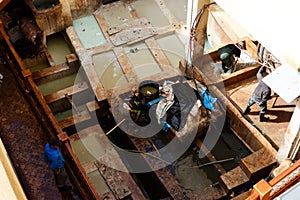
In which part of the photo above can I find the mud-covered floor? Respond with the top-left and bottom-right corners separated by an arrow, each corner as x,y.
226,75 -> 296,149
0,61 -> 80,200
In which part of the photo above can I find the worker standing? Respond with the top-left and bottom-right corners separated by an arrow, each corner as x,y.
44,137 -> 72,192
243,66 -> 272,122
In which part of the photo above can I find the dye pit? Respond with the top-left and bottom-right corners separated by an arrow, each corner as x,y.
0,0 -> 284,199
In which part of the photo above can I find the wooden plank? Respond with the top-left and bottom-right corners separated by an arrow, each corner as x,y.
145,37 -> 173,71
240,148 -> 277,181
153,0 -> 178,24
113,47 -> 138,84
32,63 -> 70,80
108,18 -> 156,46
44,50 -> 56,67
81,62 -> 106,102
219,63 -> 260,87
44,81 -> 89,104
86,100 -> 100,112
0,0 -> 11,12
219,166 -> 249,194
94,9 -> 111,40
245,38 -> 259,61
58,110 -> 91,130
106,17 -> 150,35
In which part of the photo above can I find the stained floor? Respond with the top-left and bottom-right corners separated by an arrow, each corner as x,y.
226,75 -> 295,149
0,60 -> 80,200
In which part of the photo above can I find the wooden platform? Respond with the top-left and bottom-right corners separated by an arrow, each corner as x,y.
226,75 -> 296,149
240,147 -> 277,182
219,166 -> 249,194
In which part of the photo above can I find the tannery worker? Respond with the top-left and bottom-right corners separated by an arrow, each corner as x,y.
243,66 -> 272,122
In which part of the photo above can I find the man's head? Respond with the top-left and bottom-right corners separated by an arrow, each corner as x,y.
48,137 -> 62,148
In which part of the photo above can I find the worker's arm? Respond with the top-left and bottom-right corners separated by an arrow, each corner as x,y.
256,66 -> 266,81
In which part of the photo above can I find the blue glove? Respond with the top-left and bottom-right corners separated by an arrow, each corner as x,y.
146,96 -> 165,107
162,121 -> 171,132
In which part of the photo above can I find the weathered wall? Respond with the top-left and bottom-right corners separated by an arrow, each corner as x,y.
69,0 -> 102,19
24,0 -> 72,36
24,0 -> 102,36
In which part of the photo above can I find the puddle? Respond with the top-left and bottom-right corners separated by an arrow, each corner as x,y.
71,135 -> 106,164
46,33 -> 72,65
92,51 -> 127,90
73,15 -> 106,49
102,3 -> 133,27
164,0 -> 188,21
131,0 -> 169,27
37,73 -> 82,96
88,170 -> 111,195
156,34 -> 185,68
174,154 -> 212,190
124,42 -> 162,79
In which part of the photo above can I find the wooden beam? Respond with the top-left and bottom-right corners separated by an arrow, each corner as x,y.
0,0 -> 11,12
145,37 -> 173,71
44,81 -> 89,104
58,110 -> 91,130
112,47 -> 138,84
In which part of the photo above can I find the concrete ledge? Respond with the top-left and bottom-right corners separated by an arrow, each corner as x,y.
0,138 -> 27,200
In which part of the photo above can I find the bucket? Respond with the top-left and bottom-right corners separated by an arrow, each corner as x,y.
138,80 -> 159,105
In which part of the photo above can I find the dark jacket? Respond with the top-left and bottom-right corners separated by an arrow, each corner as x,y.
44,143 -> 65,169
252,66 -> 271,105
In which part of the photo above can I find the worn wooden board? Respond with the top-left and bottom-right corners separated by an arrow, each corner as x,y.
108,17 -> 156,46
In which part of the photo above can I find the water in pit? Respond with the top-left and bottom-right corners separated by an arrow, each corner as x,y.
71,135 -> 106,164
37,73 -> 83,96
73,15 -> 106,49
54,104 -> 87,121
173,153 -> 213,190
131,0 -> 170,27
25,61 -> 49,73
164,0 -> 188,22
46,33 -> 72,65
88,170 -> 111,196
102,2 -> 134,27
156,34 -> 186,68
92,51 -> 128,90
210,126 -> 251,171
124,42 -> 162,79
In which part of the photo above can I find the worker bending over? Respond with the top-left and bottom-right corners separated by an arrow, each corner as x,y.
243,66 -> 272,122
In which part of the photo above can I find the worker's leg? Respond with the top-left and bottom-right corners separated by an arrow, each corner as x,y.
53,168 -> 71,191
259,102 -> 269,122
243,97 -> 255,114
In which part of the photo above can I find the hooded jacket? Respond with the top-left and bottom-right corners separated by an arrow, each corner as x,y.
44,143 -> 65,169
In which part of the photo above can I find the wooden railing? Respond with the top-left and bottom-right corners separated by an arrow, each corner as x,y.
247,159 -> 300,200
